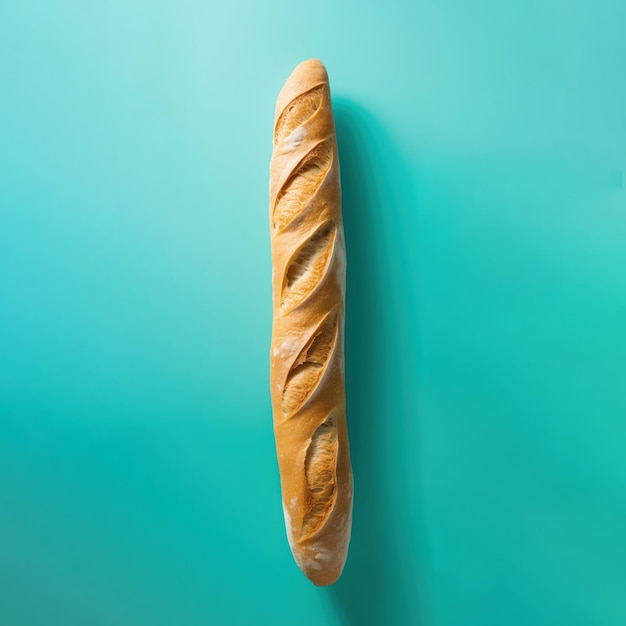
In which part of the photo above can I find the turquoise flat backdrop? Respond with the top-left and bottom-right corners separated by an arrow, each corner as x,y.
1,1 -> 625,625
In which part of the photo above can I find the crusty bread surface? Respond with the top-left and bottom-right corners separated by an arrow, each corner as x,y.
269,59 -> 353,586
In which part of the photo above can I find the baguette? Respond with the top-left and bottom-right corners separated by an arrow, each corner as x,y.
269,59 -> 353,586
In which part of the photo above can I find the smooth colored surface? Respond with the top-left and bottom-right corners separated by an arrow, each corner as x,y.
1,1 -> 625,625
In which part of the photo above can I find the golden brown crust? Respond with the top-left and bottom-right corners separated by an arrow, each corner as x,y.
269,59 -> 353,586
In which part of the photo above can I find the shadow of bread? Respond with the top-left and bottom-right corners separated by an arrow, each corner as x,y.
327,100 -> 427,625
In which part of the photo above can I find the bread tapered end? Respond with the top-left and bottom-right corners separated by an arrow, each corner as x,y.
275,59 -> 330,122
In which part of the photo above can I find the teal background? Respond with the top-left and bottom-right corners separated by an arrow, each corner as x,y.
1,1 -> 625,625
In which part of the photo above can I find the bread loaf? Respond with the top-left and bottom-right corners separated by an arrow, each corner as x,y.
269,59 -> 353,586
